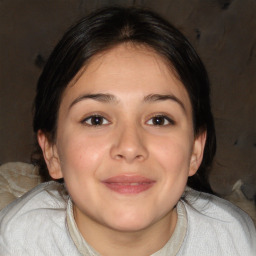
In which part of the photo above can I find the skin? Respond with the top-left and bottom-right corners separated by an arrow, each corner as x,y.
38,43 -> 206,256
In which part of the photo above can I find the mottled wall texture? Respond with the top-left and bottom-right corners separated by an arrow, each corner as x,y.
0,0 -> 255,196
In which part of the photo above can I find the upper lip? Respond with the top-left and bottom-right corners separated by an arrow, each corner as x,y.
102,174 -> 155,184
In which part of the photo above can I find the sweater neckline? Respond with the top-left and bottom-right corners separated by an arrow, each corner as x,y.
66,198 -> 187,256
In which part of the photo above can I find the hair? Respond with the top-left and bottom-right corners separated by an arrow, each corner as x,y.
32,6 -> 216,193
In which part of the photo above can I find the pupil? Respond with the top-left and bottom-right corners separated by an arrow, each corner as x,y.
153,116 -> 164,125
92,116 -> 102,125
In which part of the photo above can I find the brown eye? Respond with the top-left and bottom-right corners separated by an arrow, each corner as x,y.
147,115 -> 174,126
83,115 -> 109,126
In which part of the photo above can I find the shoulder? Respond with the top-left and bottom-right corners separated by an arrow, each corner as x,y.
0,182 -> 77,255
183,188 -> 255,227
0,181 -> 68,219
180,188 -> 256,255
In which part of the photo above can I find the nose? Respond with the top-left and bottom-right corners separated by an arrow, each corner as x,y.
110,123 -> 149,163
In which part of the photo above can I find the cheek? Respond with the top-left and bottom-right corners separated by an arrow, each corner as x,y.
57,132 -> 109,178
151,134 -> 193,173
152,136 -> 193,202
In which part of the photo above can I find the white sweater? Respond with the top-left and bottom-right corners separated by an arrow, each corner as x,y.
0,182 -> 255,255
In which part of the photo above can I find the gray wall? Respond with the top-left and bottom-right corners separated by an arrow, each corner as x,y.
1,0 -> 255,196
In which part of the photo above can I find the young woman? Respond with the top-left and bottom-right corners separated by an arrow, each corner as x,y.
0,6 -> 255,256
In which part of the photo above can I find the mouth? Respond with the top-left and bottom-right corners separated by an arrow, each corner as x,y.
102,175 -> 156,194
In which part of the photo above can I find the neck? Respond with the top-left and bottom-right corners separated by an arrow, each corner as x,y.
73,206 -> 177,256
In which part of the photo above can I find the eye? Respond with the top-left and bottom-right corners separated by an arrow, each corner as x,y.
82,115 -> 110,126
146,115 -> 175,126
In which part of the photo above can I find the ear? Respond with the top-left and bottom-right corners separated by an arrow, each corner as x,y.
189,131 -> 207,177
37,130 -> 63,180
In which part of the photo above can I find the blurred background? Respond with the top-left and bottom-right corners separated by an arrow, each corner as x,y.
0,0 -> 255,198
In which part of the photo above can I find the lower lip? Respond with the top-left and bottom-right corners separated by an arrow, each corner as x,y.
103,182 -> 155,194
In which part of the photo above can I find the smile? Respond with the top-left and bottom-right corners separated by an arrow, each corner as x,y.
102,175 -> 156,194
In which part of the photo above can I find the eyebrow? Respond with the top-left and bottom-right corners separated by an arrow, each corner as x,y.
69,93 -> 186,113
69,93 -> 118,109
144,94 -> 186,112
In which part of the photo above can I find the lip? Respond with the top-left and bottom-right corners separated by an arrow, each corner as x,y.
102,175 -> 156,194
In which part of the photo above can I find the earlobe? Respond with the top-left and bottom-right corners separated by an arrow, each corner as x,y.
189,131 -> 207,177
37,130 -> 63,180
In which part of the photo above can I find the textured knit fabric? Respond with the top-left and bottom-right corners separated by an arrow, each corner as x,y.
0,181 -> 255,255
66,197 -> 187,256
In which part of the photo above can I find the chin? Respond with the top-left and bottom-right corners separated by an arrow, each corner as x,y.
109,221 -> 150,233
104,212 -> 157,232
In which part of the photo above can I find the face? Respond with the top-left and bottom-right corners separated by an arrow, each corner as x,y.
39,44 -> 205,235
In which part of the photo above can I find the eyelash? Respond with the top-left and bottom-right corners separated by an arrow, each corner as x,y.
146,115 -> 175,126
81,115 -> 110,126
81,114 -> 175,127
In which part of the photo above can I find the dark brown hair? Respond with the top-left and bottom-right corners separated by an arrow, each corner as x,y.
32,6 -> 216,193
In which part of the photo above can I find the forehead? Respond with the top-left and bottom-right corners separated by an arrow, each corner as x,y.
81,44 -> 178,85
61,43 -> 191,110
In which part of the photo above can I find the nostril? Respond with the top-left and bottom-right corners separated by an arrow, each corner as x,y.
116,154 -> 123,159
136,155 -> 144,160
